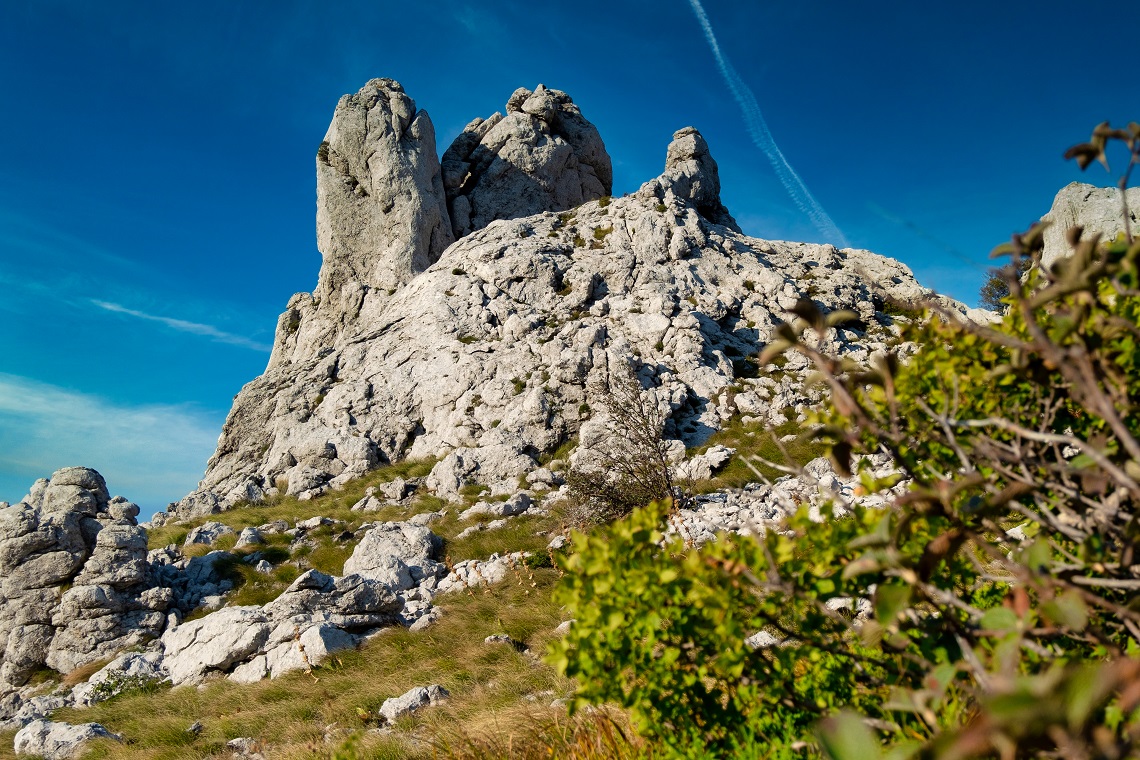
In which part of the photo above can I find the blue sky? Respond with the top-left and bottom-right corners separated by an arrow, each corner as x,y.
0,0 -> 1134,512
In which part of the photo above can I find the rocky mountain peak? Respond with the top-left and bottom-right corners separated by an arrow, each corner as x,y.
159,76 -> 959,523
314,77 -> 453,301
441,84 -> 612,238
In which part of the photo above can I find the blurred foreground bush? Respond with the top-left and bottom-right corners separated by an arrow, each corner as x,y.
551,123 -> 1140,758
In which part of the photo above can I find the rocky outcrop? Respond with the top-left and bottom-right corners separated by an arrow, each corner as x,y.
655,126 -> 739,231
0,468 -> 170,694
155,520 -> 443,687
316,78 -> 453,299
340,522 -> 445,591
1041,182 -> 1140,267
14,719 -> 120,759
163,91 -> 945,523
267,78 -> 455,374
441,84 -> 612,238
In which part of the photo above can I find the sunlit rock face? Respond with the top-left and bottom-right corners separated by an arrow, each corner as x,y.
441,84 -> 612,238
164,79 -> 956,523
1041,182 -> 1140,268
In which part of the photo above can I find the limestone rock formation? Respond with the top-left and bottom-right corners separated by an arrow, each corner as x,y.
266,78 -> 455,374
656,126 -> 739,231
1041,182 -> 1140,267
0,468 -> 169,693
154,519 -> 440,687
164,104 -> 945,521
317,78 -> 453,296
14,719 -> 120,759
441,84 -> 612,238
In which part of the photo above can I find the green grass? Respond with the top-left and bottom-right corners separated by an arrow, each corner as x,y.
36,571 -> 574,760
688,417 -> 827,492
2,427 -> 817,758
147,459 -> 438,551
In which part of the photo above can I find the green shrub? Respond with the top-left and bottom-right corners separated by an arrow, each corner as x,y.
553,123 -> 1140,758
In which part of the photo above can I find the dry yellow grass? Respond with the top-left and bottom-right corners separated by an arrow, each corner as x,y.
0,456 -> 667,758
9,564 -> 634,759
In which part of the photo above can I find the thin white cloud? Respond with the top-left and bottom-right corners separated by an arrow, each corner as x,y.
0,373 -> 222,516
687,0 -> 849,248
91,299 -> 272,352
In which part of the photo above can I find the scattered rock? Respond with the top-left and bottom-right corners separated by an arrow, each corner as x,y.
436,552 -> 528,593
744,631 -> 779,649
459,492 -> 532,521
227,736 -> 265,759
14,719 -> 120,759
378,684 -> 449,723
70,652 -> 167,707
341,522 -> 446,592
184,522 -> 236,546
235,527 -> 265,548
675,444 -> 735,481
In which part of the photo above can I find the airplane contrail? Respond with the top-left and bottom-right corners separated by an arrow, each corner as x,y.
687,0 -> 849,248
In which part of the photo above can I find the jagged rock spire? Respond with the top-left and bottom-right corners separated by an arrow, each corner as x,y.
659,127 -> 740,231
441,84 -> 612,238
315,78 -> 453,299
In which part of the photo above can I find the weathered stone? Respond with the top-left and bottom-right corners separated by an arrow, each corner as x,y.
658,127 -> 739,230
378,684 -> 449,723
442,84 -> 611,238
341,523 -> 445,591
70,652 -> 167,707
184,522 -> 236,547
160,606 -> 270,685
14,720 -> 120,759
1041,182 -> 1140,268
0,468 -> 170,701
459,492 -> 532,520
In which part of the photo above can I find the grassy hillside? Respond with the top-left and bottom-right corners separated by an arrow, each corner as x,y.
1,414 -> 827,759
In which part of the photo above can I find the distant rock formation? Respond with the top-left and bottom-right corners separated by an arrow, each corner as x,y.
1041,182 -> 1140,267
161,77 -> 948,522
441,84 -> 612,238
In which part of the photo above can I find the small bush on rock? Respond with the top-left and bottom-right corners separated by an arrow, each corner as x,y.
564,365 -> 677,525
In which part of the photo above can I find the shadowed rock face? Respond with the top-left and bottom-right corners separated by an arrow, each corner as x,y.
441,84 -> 612,238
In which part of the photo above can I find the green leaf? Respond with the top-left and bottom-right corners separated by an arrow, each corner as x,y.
874,582 -> 912,625
1041,591 -> 1088,632
1021,538 -> 1052,573
842,554 -> 882,580
979,606 -> 1018,633
1065,663 -> 1113,729
849,514 -> 892,549
817,712 -> 883,760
